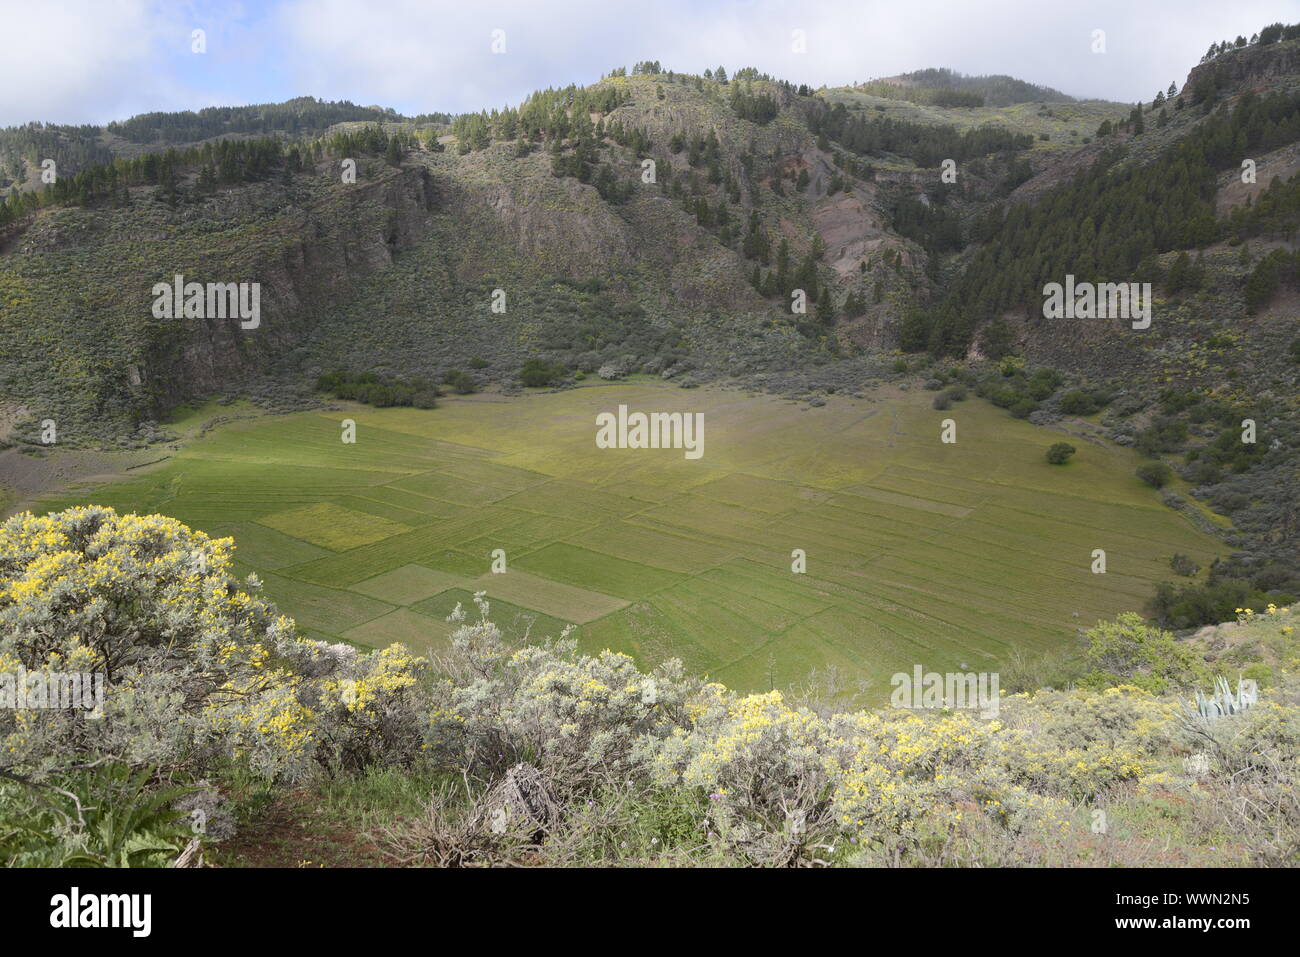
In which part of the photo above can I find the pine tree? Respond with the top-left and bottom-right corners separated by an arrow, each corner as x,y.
1166,250 -> 1191,292
817,291 -> 836,327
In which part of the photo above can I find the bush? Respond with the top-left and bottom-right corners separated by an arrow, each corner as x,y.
1150,578 -> 1290,629
1135,417 -> 1188,455
1025,368 -> 1062,401
1058,390 -> 1101,415
1,507 -> 297,783
443,369 -> 477,394
519,358 -> 568,387
427,595 -> 694,785
1046,442 -> 1076,465
1183,459 -> 1222,486
318,370 -> 436,409
986,386 -> 1019,408
0,507 -> 430,788
423,595 -> 1260,865
9,498 -> 1300,869
1136,462 -> 1174,488
1079,612 -> 1209,693
932,392 -> 952,410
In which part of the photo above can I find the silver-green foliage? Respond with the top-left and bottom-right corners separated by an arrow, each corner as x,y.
1194,675 -> 1259,721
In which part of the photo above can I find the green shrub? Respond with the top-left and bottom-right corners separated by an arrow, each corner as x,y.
1079,612 -> 1210,693
1046,442 -> 1076,465
519,358 -> 568,387
1150,579 -> 1292,629
318,370 -> 436,409
1025,368 -> 1062,400
443,369 -> 478,394
1136,417 -> 1188,455
987,386 -> 1022,409
1058,389 -> 1101,415
1136,462 -> 1174,488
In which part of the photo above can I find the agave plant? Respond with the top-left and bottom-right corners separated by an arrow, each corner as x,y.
1192,675 -> 1259,722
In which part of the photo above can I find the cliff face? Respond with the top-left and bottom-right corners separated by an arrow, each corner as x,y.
145,165 -> 436,407
0,163 -> 438,439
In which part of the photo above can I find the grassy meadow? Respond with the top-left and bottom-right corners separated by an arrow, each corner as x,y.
29,382 -> 1222,700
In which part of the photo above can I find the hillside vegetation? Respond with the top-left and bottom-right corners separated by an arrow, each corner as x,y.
860,68 -> 1076,107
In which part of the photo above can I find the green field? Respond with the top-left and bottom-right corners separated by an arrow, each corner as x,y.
26,382 -> 1222,699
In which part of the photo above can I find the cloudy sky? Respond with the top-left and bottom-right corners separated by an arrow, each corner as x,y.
1,0 -> 1296,127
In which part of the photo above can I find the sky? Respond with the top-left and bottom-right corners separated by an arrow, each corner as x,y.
1,0 -> 1297,128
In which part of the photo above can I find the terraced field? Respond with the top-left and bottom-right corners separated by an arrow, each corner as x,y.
29,382 -> 1222,699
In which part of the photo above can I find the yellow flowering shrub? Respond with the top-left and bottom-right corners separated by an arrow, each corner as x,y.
313,643 -> 429,772
0,506 -> 416,783
992,686 -> 1178,799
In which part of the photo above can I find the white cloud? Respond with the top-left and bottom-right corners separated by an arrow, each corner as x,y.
273,0 -> 1300,113
0,0 -> 163,125
3,0 -> 1299,126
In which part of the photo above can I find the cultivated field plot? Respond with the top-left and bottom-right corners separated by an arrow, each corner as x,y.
32,383 -> 1222,698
